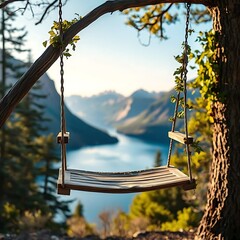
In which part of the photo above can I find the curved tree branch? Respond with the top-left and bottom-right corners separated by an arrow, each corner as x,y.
0,0 -> 213,128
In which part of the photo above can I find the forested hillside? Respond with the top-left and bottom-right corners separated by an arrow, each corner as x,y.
36,74 -> 118,149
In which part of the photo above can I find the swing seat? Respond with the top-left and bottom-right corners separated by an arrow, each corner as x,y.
57,166 -> 196,195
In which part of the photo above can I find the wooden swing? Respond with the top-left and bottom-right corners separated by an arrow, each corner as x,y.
57,2 -> 196,195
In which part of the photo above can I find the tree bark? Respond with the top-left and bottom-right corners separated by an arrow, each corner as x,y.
0,0 -> 211,128
196,1 -> 240,239
1,7 -> 6,158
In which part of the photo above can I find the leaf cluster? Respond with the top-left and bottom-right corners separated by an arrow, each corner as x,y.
123,4 -> 211,41
123,4 -> 179,40
43,14 -> 81,58
169,40 -> 194,122
161,207 -> 200,231
168,30 -> 218,214
129,187 -> 200,231
189,30 -> 218,123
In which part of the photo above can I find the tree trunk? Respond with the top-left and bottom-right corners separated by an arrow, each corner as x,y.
1,7 -> 6,154
197,1 -> 240,239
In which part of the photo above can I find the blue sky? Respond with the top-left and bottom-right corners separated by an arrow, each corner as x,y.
16,1 -> 211,97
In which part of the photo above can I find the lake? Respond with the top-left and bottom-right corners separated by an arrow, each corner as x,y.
59,130 -> 169,224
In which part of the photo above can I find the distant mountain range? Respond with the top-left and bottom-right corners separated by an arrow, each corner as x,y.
66,89 -> 163,129
66,91 -> 125,129
2,54 -> 118,149
66,88 -> 196,145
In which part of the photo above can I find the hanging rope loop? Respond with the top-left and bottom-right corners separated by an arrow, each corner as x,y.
58,0 -> 67,187
183,3 -> 191,80
59,0 -> 63,43
59,0 -> 65,135
183,3 -> 193,182
167,3 -> 192,183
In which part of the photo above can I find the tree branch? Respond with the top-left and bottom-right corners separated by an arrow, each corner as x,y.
0,0 -> 213,128
132,3 -> 175,39
0,0 -> 25,9
34,0 -> 58,25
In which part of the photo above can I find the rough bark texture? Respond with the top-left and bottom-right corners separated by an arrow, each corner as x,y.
197,1 -> 240,239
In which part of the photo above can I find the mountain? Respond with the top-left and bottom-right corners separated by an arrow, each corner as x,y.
114,89 -> 160,123
66,91 -> 125,129
37,75 -> 118,149
131,89 -> 160,99
65,89 -> 161,129
116,88 -> 197,144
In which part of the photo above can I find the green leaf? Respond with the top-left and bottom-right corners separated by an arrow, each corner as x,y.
48,30 -> 55,37
177,110 -> 184,118
42,41 -> 48,48
63,52 -> 72,58
73,35 -> 80,41
170,95 -> 176,103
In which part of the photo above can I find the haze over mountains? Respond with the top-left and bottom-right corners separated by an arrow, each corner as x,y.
66,89 -> 163,128
66,89 -> 183,145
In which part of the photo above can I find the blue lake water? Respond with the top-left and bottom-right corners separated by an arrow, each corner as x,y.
59,130 -> 168,224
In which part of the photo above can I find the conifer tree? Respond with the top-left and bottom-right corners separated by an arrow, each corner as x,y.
0,6 -> 70,231
0,5 -> 29,231
154,150 -> 162,167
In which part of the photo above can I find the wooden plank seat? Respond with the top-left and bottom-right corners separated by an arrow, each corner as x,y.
57,166 -> 196,195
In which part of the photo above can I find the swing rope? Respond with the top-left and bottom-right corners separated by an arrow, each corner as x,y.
59,0 -> 67,187
167,3 -> 193,182
183,3 -> 193,181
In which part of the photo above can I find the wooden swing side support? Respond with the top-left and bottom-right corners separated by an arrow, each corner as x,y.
57,131 -> 70,144
168,131 -> 196,191
182,179 -> 196,191
58,184 -> 71,195
168,131 -> 193,144
57,131 -> 71,195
